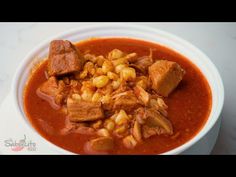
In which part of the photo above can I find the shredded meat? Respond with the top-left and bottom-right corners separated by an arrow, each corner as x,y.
130,49 -> 153,74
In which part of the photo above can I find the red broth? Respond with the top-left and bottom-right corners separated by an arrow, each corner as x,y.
24,38 -> 212,154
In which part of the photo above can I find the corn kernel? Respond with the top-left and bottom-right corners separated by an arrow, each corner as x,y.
110,113 -> 118,121
107,71 -> 119,80
102,60 -> 114,74
95,67 -> 104,76
104,119 -> 115,131
67,97 -> 74,104
84,61 -> 95,75
115,64 -> 127,74
96,56 -> 105,67
112,58 -> 128,67
115,110 -> 129,125
101,94 -> 111,104
111,80 -> 121,90
106,121 -> 115,131
81,90 -> 94,101
108,49 -> 124,60
115,125 -> 127,134
72,94 -> 81,101
84,53 -> 97,63
80,70 -> 88,79
92,92 -> 103,102
93,75 -> 109,88
97,128 -> 110,137
120,67 -> 136,81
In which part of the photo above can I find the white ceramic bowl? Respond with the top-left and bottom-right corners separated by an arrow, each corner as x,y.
12,24 -> 224,154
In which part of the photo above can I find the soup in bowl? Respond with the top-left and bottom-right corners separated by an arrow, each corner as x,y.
13,24 -> 224,154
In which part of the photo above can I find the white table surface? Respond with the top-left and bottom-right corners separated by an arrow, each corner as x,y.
0,22 -> 235,154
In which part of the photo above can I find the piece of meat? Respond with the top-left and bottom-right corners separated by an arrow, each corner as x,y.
148,60 -> 185,97
130,56 -> 153,73
149,98 -> 168,117
134,85 -> 150,106
67,99 -> 104,122
47,40 -> 84,76
142,107 -> 173,138
134,106 -> 173,138
113,91 -> 140,112
36,76 -> 65,109
134,107 -> 146,124
130,49 -> 153,73
142,125 -> 167,139
60,118 -> 95,135
84,137 -> 114,154
132,121 -> 142,142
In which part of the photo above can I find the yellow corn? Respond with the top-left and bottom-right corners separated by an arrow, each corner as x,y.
96,56 -> 105,67
84,61 -> 95,75
108,49 -> 124,60
115,64 -> 127,74
93,75 -> 109,88
72,94 -> 81,101
120,67 -> 136,81
84,53 -> 97,63
111,80 -> 121,90
79,70 -> 88,79
115,125 -> 127,134
107,71 -> 119,80
67,97 -> 74,104
110,112 -> 118,121
112,58 -> 128,67
95,67 -> 104,76
115,110 -> 129,125
104,119 -> 115,131
81,90 -> 94,101
102,60 -> 114,74
101,94 -> 111,104
92,92 -> 103,102
97,128 -> 110,137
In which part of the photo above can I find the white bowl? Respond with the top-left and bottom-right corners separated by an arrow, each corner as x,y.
12,24 -> 224,155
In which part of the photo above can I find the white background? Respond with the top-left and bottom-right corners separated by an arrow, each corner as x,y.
0,22 -> 235,154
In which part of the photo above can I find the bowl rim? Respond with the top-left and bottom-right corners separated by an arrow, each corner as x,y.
12,23 -> 224,155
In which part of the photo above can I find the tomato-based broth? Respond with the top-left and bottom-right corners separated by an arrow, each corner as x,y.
24,38 -> 212,154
